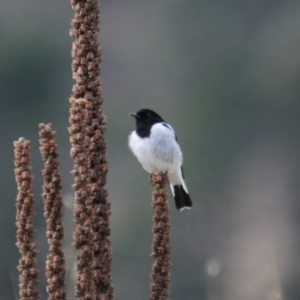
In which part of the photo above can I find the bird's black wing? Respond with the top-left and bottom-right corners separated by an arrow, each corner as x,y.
162,122 -> 178,142
181,166 -> 185,179
162,122 -> 184,178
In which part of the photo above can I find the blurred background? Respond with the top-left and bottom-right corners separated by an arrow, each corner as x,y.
1,0 -> 300,299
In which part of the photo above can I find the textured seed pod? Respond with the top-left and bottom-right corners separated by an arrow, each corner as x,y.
38,124 -> 67,300
69,0 -> 113,299
14,138 -> 40,300
150,173 -> 172,300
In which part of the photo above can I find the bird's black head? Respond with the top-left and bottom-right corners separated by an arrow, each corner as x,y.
130,108 -> 164,138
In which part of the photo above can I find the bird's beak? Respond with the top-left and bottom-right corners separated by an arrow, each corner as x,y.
130,113 -> 139,119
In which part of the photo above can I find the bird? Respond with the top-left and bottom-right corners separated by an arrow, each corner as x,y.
128,108 -> 192,211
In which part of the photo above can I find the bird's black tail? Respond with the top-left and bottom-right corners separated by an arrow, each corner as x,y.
173,185 -> 192,211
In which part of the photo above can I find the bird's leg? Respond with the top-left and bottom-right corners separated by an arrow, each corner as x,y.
162,171 -> 170,184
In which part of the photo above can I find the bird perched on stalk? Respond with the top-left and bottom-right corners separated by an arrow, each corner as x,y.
128,108 -> 192,211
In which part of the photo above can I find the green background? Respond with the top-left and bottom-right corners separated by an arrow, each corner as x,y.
1,1 -> 300,299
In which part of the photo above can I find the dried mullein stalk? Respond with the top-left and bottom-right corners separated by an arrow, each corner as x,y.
150,173 -> 172,300
39,123 -> 67,300
14,137 -> 40,300
69,98 -> 96,299
69,0 -> 113,299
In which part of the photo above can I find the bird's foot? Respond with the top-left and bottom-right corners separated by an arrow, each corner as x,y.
161,171 -> 169,184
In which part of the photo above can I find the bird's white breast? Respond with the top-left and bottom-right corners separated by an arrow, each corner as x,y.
128,123 -> 182,174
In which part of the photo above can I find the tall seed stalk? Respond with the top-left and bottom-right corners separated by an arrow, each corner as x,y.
150,173 -> 172,300
69,0 -> 113,299
39,123 -> 68,300
14,138 -> 40,300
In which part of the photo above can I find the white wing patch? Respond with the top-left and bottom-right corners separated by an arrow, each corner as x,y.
162,122 -> 173,131
162,122 -> 178,143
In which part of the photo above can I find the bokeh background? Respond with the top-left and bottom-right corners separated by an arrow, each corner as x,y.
1,0 -> 300,299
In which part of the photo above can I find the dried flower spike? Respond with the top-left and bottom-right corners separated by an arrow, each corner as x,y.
14,137 -> 40,300
39,123 -> 67,300
69,97 -> 95,299
69,0 -> 113,299
150,173 -> 172,300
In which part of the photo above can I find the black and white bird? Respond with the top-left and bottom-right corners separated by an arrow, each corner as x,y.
128,108 -> 192,211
